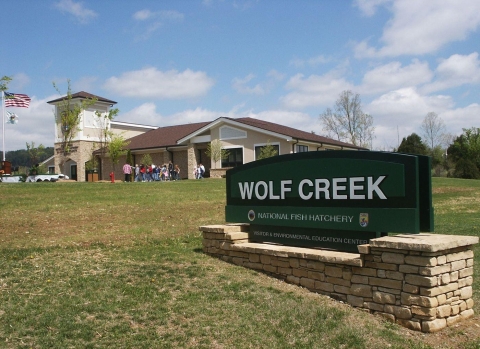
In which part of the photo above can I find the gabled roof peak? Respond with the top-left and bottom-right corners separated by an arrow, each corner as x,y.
47,91 -> 117,105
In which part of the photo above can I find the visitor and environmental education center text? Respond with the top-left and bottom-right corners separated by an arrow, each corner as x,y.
251,230 -> 368,245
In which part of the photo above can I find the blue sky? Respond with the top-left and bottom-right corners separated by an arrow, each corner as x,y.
2,0 -> 480,151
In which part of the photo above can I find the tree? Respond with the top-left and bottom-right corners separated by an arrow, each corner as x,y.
320,90 -> 374,148
126,149 -> 133,166
453,159 -> 480,179
205,139 -> 229,169
0,75 -> 12,91
397,133 -> 428,155
107,134 -> 130,173
94,108 -> 119,161
447,127 -> 480,178
140,153 -> 153,167
85,150 -> 98,172
6,147 -> 54,168
257,140 -> 278,160
421,112 -> 446,151
421,112 -> 447,166
53,80 -> 97,173
26,142 -> 46,166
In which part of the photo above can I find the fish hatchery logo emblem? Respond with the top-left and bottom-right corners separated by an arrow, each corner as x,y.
248,210 -> 255,221
359,213 -> 369,228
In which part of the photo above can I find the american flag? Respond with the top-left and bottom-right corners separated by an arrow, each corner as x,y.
4,92 -> 31,108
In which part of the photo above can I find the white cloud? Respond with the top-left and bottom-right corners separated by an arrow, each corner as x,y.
232,74 -> 266,95
133,9 -> 184,22
368,87 -> 453,119
248,110 -> 321,135
289,55 -> 330,68
267,69 -> 285,82
9,73 -> 31,91
133,9 -> 153,21
366,88 -> 455,149
202,0 -> 214,6
355,0 -> 480,58
422,52 -> 480,93
118,103 -> 319,140
119,103 -> 221,128
103,67 -> 215,99
133,9 -> 184,40
371,101 -> 480,150
73,76 -> 98,93
233,0 -> 258,11
281,73 -> 353,109
360,59 -> 433,95
118,102 -> 162,126
170,108 -> 224,124
368,124 -> 405,151
232,70 -> 284,95
439,103 -> 480,136
354,0 -> 391,17
54,0 -> 97,24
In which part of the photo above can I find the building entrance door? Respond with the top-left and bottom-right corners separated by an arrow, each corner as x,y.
71,165 -> 77,181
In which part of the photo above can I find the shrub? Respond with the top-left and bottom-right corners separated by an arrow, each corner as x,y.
453,159 -> 480,179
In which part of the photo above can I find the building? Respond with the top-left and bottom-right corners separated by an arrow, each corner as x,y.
49,92 -> 364,181
48,92 -> 155,181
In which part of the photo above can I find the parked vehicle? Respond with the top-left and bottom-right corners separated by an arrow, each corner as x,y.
0,175 -> 23,183
25,174 -> 60,182
0,160 -> 68,183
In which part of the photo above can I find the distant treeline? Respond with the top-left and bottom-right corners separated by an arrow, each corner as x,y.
5,147 -> 54,167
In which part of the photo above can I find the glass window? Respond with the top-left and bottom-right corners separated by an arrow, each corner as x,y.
297,145 -> 308,153
222,148 -> 243,168
255,144 -> 279,160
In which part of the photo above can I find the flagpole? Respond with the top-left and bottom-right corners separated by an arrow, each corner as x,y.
2,90 -> 5,162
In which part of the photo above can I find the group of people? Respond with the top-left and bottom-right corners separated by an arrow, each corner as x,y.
193,163 -> 205,179
122,161 -> 208,182
123,161 -> 181,182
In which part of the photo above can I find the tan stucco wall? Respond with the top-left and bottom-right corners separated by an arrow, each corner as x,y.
209,125 -> 292,168
82,127 -> 98,139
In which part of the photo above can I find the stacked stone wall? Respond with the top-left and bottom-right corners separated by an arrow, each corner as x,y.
209,168 -> 232,178
200,224 -> 478,333
54,140 -> 96,182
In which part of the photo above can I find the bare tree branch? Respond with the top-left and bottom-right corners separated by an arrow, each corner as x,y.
320,90 -> 374,148
420,112 -> 446,152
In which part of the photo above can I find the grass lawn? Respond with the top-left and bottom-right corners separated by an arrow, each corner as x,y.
0,178 -> 479,348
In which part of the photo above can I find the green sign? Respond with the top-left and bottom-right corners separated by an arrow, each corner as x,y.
225,151 -> 434,251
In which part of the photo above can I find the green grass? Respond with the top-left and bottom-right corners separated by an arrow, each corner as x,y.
0,178 -> 479,348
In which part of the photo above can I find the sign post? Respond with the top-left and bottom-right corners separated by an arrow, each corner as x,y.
225,151 -> 433,252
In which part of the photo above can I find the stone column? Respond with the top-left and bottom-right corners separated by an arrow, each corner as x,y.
187,144 -> 198,179
363,233 -> 477,332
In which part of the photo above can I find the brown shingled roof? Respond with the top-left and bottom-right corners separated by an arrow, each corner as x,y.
47,91 -> 117,104
127,121 -> 211,150
125,117 -> 364,151
231,117 -> 366,149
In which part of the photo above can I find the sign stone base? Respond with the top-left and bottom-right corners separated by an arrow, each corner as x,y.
200,224 -> 478,333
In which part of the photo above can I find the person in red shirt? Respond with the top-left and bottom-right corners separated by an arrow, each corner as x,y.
140,164 -> 146,182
